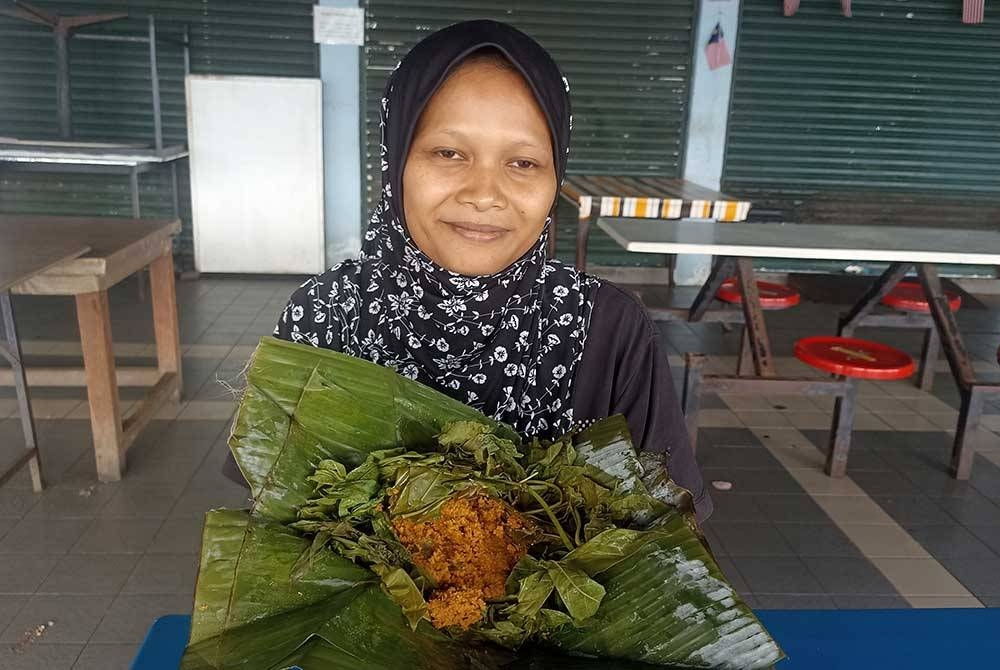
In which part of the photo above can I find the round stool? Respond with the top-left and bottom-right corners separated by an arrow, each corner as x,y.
795,336 -> 914,477
882,281 -> 961,313
717,279 -> 800,310
795,336 -> 915,381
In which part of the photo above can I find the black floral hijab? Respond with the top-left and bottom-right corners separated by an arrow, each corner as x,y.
277,20 -> 599,437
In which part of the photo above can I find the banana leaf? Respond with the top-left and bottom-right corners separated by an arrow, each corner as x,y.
183,337 -> 782,669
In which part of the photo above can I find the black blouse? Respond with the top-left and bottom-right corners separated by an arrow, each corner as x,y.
224,279 -> 711,521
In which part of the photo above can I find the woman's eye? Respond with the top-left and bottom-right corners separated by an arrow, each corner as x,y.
511,159 -> 537,169
435,149 -> 460,160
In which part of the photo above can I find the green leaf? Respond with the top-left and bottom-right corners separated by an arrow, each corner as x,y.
509,569 -> 555,619
438,420 -> 525,478
544,562 -> 605,622
389,465 -> 478,518
372,565 -> 429,630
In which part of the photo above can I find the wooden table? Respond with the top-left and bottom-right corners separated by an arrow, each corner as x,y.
599,217 -> 1000,480
0,215 -> 183,482
557,176 -> 752,270
1,239 -> 90,491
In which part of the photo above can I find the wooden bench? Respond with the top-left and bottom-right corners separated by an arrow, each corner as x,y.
0,215 -> 182,482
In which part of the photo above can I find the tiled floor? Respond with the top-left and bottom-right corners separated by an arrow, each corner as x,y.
1,275 -> 1000,667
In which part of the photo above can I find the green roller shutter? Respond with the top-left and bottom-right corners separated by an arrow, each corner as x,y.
724,0 -> 1000,277
362,0 -> 697,267
0,0 -> 318,270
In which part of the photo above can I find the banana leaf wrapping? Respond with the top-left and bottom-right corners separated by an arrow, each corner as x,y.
182,337 -> 784,670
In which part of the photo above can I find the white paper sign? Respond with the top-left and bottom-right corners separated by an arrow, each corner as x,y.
313,7 -> 364,46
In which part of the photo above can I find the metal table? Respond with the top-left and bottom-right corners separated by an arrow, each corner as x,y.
1,215 -> 183,482
600,218 -> 1000,479
1,238 -> 90,491
557,176 -> 751,271
0,141 -> 189,219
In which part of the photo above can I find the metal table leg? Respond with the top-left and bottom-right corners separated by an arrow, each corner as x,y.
688,256 -> 735,322
917,264 -> 979,479
838,262 -> 911,336
0,292 -> 44,491
129,166 -> 148,300
734,258 -> 775,377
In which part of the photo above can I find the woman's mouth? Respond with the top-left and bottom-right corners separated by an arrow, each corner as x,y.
441,220 -> 508,242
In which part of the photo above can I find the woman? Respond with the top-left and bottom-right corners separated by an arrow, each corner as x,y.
236,20 -> 711,521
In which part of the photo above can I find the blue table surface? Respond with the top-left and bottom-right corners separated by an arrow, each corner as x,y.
133,608 -> 1000,669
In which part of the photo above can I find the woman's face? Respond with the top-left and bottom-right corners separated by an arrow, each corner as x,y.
402,59 -> 557,276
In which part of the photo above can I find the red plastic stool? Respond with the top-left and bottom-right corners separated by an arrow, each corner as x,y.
795,336 -> 914,476
882,281 -> 962,313
717,279 -> 800,374
717,279 -> 801,310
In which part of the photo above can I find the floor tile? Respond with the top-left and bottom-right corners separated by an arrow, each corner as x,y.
774,524 -> 861,557
23,486 -> 117,520
0,555 -> 60,594
698,409 -> 745,428
752,494 -> 832,524
937,557 -> 1000,597
735,557 -> 826,595
713,557 -> 749,594
732,411 -> 792,429
70,519 -> 163,555
937,492 -> 1000,526
906,595 -> 984,608
147,517 -> 206,555
830,595 -> 911,609
37,554 -> 140,596
98,486 -> 183,519
0,643 -> 83,669
121,554 -> 199,596
71,643 -> 141,670
0,595 -> 113,644
0,518 -> 91,554
90,594 -> 193,643
754,594 -> 837,609
0,595 -> 28,631
838,524 -> 928,558
870,558 -> 975,597
801,557 -> 898,595
904,525 -> 998,559
0,490 -> 39,518
705,493 -> 763,522
710,523 -> 796,557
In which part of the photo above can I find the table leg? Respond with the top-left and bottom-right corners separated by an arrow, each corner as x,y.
0,293 -> 44,491
838,262 -> 911,336
76,289 -> 125,481
735,258 -> 775,377
917,264 -> 979,479
917,327 -> 940,392
170,162 -> 180,219
682,353 -> 706,452
826,378 -> 858,478
130,167 -> 148,300
149,250 -> 183,402
688,256 -> 735,322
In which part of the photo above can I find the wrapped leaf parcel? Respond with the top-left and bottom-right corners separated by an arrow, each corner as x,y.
182,337 -> 784,670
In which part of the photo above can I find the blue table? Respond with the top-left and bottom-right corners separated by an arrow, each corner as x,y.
133,608 -> 1000,669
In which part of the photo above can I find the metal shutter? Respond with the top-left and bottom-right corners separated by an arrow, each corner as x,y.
0,0 -> 318,269
362,1 -> 696,267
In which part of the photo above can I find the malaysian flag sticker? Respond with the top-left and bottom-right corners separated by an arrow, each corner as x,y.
705,22 -> 732,71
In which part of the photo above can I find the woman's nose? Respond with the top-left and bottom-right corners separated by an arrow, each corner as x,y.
456,163 -> 507,211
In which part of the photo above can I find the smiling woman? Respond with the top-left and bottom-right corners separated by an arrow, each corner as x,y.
224,20 -> 711,521
403,50 -> 556,276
